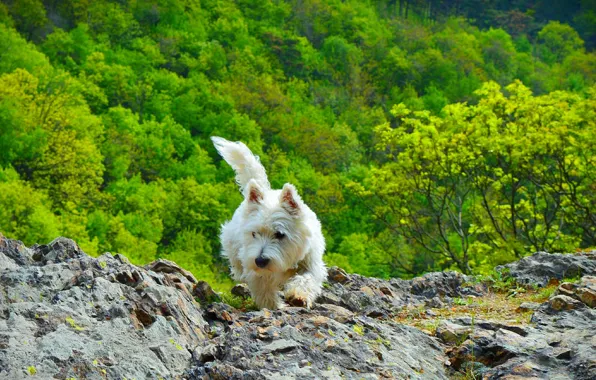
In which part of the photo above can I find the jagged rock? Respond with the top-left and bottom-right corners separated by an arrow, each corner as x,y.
516,302 -> 541,312
194,280 -> 221,304
145,259 -> 198,283
443,304 -> 596,379
498,251 -> 596,287
2,235 -> 594,379
436,321 -> 472,344
549,295 -> 585,311
425,296 -> 445,308
552,276 -> 596,308
320,267 -> 486,316
0,235 -> 449,379
189,308 -> 448,379
231,283 -> 251,298
327,267 -> 350,283
0,236 -> 208,379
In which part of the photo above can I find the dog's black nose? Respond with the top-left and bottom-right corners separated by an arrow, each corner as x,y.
255,256 -> 270,268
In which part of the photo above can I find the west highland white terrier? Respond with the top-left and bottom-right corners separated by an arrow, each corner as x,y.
212,137 -> 327,309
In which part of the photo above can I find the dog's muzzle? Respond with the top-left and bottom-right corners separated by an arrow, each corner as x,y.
255,256 -> 270,268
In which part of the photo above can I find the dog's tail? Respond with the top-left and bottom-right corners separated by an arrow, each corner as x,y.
211,136 -> 270,193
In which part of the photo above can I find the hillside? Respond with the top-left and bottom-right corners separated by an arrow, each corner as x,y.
0,1 -> 595,288
1,235 -> 595,378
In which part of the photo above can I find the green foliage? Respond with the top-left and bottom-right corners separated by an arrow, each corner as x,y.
360,82 -> 595,274
0,167 -> 59,244
537,21 -> 584,64
0,24 -> 50,74
0,1 -> 594,287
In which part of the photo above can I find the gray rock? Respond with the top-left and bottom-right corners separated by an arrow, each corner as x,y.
3,235 -> 594,379
193,280 -> 221,304
444,303 -> 596,379
231,283 -> 251,298
0,236 -> 207,379
0,235 -> 450,379
516,301 -> 541,312
549,295 -> 585,311
436,321 -> 472,344
190,309 -> 449,379
261,339 -> 301,354
318,267 -> 485,316
145,259 -> 198,283
497,251 -> 596,287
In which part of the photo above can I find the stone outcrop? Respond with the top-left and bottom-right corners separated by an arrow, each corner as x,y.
440,253 -> 596,379
1,235 -> 595,379
497,251 -> 596,287
0,236 -> 208,379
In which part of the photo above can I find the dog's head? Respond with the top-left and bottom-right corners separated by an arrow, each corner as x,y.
240,179 -> 312,274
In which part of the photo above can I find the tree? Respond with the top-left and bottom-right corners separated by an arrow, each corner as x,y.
537,21 -> 584,65
356,81 -> 595,274
0,167 -> 59,245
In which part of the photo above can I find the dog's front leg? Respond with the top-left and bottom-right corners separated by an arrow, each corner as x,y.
246,276 -> 283,310
283,264 -> 326,308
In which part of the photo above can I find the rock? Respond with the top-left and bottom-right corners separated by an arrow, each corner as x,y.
497,251 -> 596,287
444,303 -> 596,379
555,282 -> 577,297
576,276 -> 596,308
261,339 -> 301,354
327,266 -> 350,283
189,309 -> 449,379
426,296 -> 445,308
2,235 -> 594,379
194,280 -> 221,303
231,283 -> 251,298
549,295 -> 585,311
549,276 -> 596,309
193,343 -> 219,364
0,236 -> 451,379
516,302 -> 541,312
31,237 -> 84,264
315,303 -> 354,323
316,291 -> 341,305
577,288 -> 596,308
316,267 -> 487,317
145,259 -> 197,283
412,272 -> 467,298
436,321 -> 472,344
0,236 -> 208,379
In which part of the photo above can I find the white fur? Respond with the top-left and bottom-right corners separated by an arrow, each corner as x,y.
212,136 -> 327,309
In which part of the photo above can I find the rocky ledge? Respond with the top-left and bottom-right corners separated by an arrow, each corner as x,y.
0,235 -> 594,379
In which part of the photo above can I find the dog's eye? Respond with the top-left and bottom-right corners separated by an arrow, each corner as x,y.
274,231 -> 286,240
252,232 -> 257,238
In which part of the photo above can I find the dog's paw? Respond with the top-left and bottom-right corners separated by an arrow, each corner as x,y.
284,288 -> 311,308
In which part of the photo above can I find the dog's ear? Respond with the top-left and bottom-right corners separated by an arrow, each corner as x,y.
280,183 -> 301,216
245,179 -> 263,204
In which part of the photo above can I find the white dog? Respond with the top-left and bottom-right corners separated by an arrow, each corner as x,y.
211,137 -> 327,309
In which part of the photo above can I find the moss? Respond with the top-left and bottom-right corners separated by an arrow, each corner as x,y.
219,292 -> 258,311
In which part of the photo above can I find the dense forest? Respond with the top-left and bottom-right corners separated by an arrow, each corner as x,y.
0,0 -> 594,289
